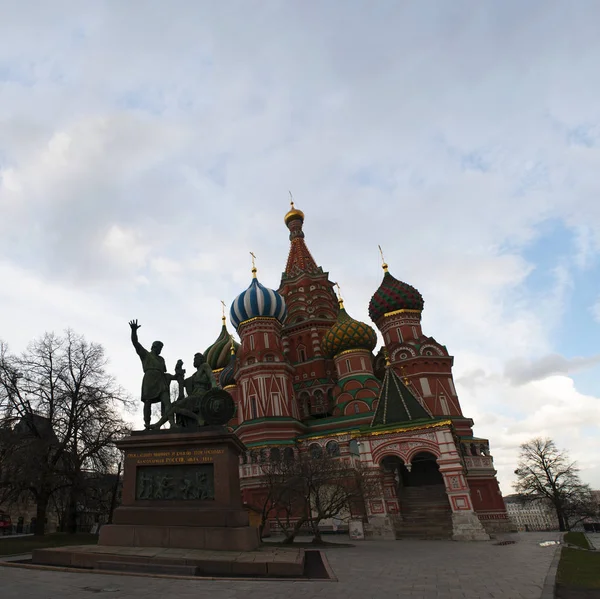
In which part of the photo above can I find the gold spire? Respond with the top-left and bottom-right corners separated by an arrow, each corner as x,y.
378,245 -> 389,273
334,282 -> 344,308
383,347 -> 391,367
220,300 -> 227,324
250,251 -> 257,278
229,334 -> 236,355
400,364 -> 410,386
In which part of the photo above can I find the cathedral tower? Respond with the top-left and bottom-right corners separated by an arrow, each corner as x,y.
278,201 -> 339,418
369,259 -> 463,420
230,261 -> 303,445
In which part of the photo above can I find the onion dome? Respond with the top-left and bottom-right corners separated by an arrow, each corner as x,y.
369,262 -> 424,323
284,199 -> 305,227
230,266 -> 287,330
204,317 -> 240,371
321,298 -> 377,358
219,352 -> 237,388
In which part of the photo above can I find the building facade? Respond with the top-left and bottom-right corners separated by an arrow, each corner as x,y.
503,495 -> 559,532
203,203 -> 511,540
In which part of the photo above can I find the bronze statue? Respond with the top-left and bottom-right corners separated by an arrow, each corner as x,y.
129,321 -> 235,430
184,352 -> 219,398
150,352 -> 219,429
129,320 -> 175,429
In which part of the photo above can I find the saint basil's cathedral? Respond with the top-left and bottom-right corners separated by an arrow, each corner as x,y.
204,203 -> 511,540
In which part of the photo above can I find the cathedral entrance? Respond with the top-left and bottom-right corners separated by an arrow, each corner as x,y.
410,451 -> 445,486
379,452 -> 452,539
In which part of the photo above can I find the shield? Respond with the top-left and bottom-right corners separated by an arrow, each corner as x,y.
200,388 -> 236,425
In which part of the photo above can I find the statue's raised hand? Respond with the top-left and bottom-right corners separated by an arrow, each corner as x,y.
129,319 -> 141,331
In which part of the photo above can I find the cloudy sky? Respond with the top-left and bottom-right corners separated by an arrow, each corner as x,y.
1,1 -> 599,493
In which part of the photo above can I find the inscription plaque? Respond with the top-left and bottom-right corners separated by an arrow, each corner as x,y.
135,464 -> 214,500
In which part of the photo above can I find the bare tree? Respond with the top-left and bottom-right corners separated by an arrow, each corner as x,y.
0,331 -> 132,535
514,437 -> 596,531
258,450 -> 376,544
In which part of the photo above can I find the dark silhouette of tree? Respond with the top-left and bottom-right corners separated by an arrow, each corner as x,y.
0,331 -> 132,535
514,437 -> 597,531
258,450 -> 376,544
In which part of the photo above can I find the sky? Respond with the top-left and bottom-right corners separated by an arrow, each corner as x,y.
1,0 -> 599,494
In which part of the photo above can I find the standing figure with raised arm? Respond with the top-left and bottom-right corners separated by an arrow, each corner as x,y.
129,319 -> 174,429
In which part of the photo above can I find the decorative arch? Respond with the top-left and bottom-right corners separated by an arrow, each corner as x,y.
344,400 -> 370,416
371,438 -> 441,466
404,442 -> 441,464
391,346 -> 417,362
420,344 -> 444,357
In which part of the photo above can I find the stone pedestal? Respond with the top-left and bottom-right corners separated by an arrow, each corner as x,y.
451,512 -> 490,541
98,426 -> 259,551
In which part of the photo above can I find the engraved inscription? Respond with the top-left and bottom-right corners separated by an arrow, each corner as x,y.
135,464 -> 214,500
128,448 -> 224,466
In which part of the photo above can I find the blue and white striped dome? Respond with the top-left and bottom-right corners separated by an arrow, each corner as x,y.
230,277 -> 287,330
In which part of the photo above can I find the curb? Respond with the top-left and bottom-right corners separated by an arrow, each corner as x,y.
540,545 -> 561,599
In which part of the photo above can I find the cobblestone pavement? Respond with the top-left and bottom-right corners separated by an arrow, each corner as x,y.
0,532 -> 561,599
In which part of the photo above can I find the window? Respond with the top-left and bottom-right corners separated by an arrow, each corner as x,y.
448,378 -> 457,395
420,377 -> 432,396
265,354 -> 274,362
314,390 -> 324,412
439,396 -> 449,415
298,347 -> 306,362
309,443 -> 322,458
249,335 -> 255,350
354,403 -> 360,414
270,447 -> 281,461
250,396 -> 258,419
283,447 -> 295,461
264,333 -> 270,348
396,327 -> 403,342
360,357 -> 366,371
346,358 -> 351,373
326,440 -> 340,456
349,440 -> 360,456
271,392 -> 281,416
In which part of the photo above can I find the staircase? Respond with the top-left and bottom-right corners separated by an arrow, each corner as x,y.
394,484 -> 453,540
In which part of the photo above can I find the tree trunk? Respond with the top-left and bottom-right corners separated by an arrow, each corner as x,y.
282,518 -> 306,544
34,495 -> 49,536
67,491 -> 78,534
556,506 -> 567,532
311,526 -> 324,545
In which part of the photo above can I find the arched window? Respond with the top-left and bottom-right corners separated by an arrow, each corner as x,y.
270,447 -> 281,462
299,392 -> 310,416
349,439 -> 360,456
354,403 -> 360,414
298,347 -> 307,362
283,447 -> 295,462
314,390 -> 324,412
309,443 -> 322,459
326,440 -> 340,457
259,448 -> 268,463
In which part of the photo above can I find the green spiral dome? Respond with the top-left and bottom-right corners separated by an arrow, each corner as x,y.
204,321 -> 240,371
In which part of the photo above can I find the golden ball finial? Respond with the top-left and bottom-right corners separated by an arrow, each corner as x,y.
285,191 -> 305,226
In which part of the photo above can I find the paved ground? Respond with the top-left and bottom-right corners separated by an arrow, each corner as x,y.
0,532 -> 561,599
585,533 -> 600,550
